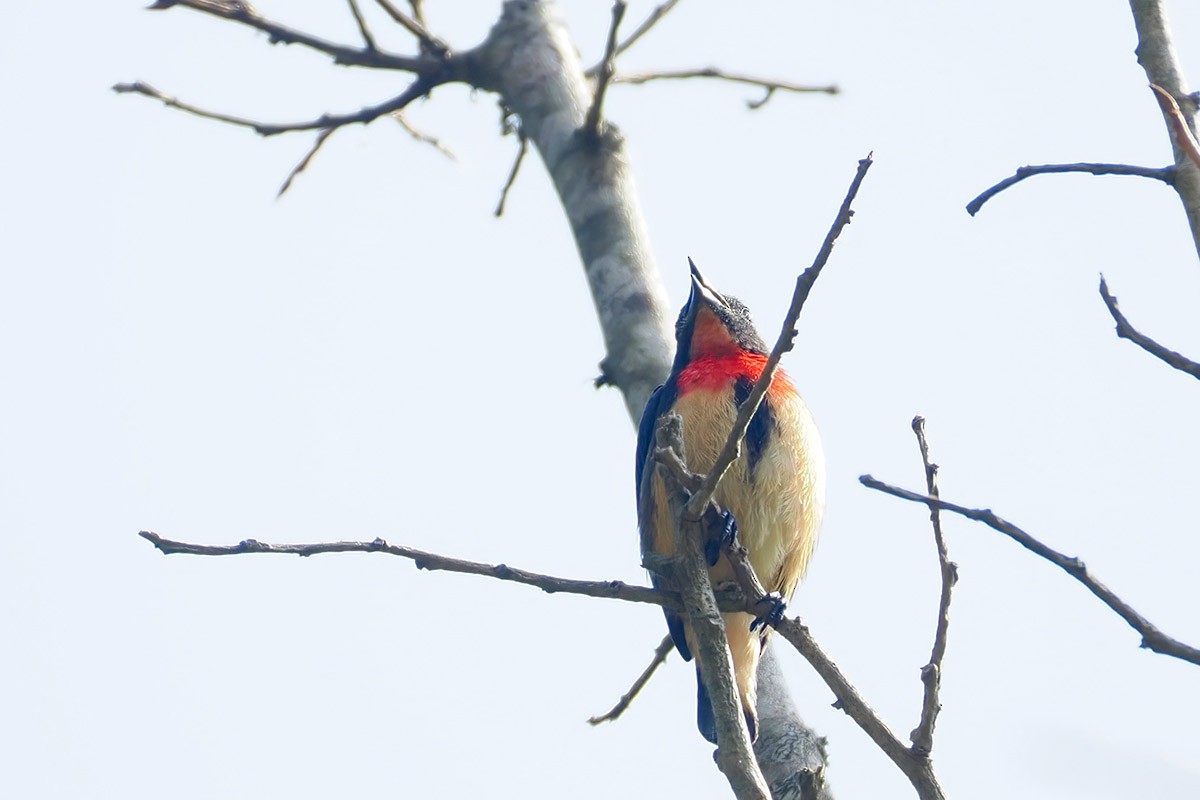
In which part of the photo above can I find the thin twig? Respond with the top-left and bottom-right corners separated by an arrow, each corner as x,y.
495,130 -> 529,217
346,0 -> 377,50
373,0 -> 450,57
393,112 -> 457,160
584,1 -> 627,138
683,152 -> 873,519
857,477 -> 1200,668
612,68 -> 839,109
147,0 -> 428,72
278,127 -> 336,197
965,162 -> 1175,216
588,634 -> 674,725
408,0 -> 426,27
113,77 -> 436,137
1099,275 -> 1200,380
908,416 -> 957,756
585,0 -> 681,76
138,531 -> 682,610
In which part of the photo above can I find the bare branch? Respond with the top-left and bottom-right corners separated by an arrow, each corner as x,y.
1129,1 -> 1200,259
408,0 -> 426,27
771,615 -> 945,800
965,162 -> 1175,216
1098,275 -> 1200,379
345,0 -> 377,50
494,129 -> 529,217
908,416 -> 957,757
393,112 -> 457,160
857,477 -> 1200,667
147,0 -> 428,71
113,76 -> 436,136
654,418 -> 771,800
278,127 -> 336,197
588,634 -> 674,725
585,0 -> 681,76
138,530 -> 682,610
612,68 -> 839,107
373,0 -> 451,57
684,152 -> 873,519
584,1 -> 628,138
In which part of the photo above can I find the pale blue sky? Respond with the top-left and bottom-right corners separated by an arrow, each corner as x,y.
3,2 -> 1199,798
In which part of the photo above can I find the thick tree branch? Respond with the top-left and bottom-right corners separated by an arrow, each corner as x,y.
908,417 -> 957,757
588,634 -> 674,725
684,153 -> 873,519
1099,275 -> 1200,379
965,162 -> 1174,216
147,0 -> 430,71
1129,0 -> 1200,260
857,478 -> 1200,667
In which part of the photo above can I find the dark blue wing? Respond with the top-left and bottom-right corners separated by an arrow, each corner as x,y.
634,380 -> 692,662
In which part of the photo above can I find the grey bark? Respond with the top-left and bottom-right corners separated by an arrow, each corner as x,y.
1129,0 -> 1200,260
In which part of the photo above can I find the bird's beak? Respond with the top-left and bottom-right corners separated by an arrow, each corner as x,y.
687,257 -> 726,311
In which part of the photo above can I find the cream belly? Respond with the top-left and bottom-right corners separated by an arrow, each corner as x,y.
652,382 -> 825,598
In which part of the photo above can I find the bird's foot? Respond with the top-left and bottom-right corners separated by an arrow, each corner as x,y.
750,593 -> 787,632
703,509 -> 739,567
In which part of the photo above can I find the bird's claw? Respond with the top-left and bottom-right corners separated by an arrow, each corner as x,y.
750,593 -> 787,632
704,509 -> 739,566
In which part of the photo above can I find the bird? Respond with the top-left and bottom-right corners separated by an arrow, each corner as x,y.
635,258 -> 825,744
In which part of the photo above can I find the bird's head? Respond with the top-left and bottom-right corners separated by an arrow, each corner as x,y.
672,258 -> 768,369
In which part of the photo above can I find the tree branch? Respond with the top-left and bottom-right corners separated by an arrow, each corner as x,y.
588,634 -> 674,725
857,477 -> 1200,667
1128,0 -> 1200,260
372,0 -> 451,57
112,77 -> 439,137
278,127 -> 336,197
345,0 -> 377,50
965,162 -> 1174,216
684,152 -> 873,519
494,124 -> 529,217
612,68 -> 839,109
655,417 -> 771,800
1099,274 -> 1200,379
584,1 -> 627,138
138,530 -> 681,610
147,0 -> 430,71
908,416 -> 957,757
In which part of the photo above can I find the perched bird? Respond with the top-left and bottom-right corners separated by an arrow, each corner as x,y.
636,259 -> 825,743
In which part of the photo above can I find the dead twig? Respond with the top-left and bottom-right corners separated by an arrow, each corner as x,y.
857,476 -> 1200,668
1099,275 -> 1200,380
683,152 -> 873,519
584,1 -> 627,138
278,127 -> 336,197
966,162 -> 1175,216
588,634 -> 674,725
373,0 -> 451,57
393,112 -> 457,161
585,0 -> 681,76
495,128 -> 529,217
613,68 -> 838,110
346,0 -> 377,50
113,76 -> 437,137
908,416 -> 957,756
147,0 -> 428,71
